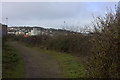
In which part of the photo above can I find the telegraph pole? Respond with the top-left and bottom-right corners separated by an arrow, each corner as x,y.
63,21 -> 66,30
6,18 -> 8,25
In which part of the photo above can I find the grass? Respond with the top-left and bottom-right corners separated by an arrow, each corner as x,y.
2,42 -> 24,78
36,48 -> 87,78
25,44 -> 33,48
24,43 -> 87,78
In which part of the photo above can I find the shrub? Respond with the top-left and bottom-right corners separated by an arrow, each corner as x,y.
87,8 -> 120,78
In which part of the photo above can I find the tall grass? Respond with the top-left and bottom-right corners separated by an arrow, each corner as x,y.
2,38 -> 24,78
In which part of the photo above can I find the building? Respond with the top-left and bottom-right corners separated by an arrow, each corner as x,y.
0,23 -> 2,37
31,28 -> 38,36
2,24 -> 7,37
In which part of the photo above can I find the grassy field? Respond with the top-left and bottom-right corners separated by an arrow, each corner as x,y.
2,42 -> 24,78
35,48 -> 87,78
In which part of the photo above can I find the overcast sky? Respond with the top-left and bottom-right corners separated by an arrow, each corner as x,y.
2,2 -> 117,29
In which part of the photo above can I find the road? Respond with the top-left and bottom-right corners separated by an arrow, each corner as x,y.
9,41 -> 62,78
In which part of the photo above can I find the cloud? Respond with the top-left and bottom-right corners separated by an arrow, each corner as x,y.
0,2 -> 2,23
2,2 -> 117,29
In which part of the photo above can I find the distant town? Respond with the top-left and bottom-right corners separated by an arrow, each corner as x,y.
1,23 -> 80,37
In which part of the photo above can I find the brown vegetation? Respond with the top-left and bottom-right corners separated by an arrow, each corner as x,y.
11,7 -> 120,78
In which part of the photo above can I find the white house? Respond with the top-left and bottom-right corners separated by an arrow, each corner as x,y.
31,28 -> 38,36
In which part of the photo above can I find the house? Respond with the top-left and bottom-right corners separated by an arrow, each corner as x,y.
2,24 -> 7,37
31,28 -> 38,36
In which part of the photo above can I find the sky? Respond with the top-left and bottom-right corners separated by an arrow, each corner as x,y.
1,2 -> 118,29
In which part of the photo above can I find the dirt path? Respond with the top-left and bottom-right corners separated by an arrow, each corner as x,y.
9,41 -> 62,78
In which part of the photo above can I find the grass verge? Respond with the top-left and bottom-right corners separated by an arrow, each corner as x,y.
36,48 -> 87,78
2,42 -> 24,78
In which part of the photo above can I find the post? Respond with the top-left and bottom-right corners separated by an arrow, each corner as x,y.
6,18 -> 8,25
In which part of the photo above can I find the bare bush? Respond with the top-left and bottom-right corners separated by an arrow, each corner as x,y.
87,7 -> 120,78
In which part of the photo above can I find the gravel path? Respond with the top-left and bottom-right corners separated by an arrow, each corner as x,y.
9,41 -> 62,78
